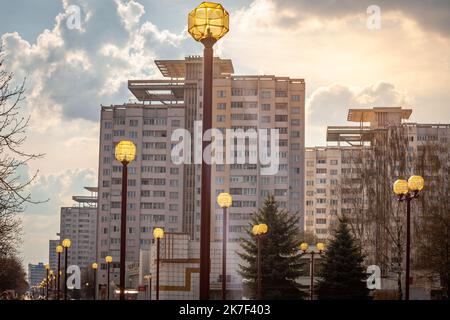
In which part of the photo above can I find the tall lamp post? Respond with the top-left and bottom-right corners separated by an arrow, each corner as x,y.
393,175 -> 424,300
144,274 -> 152,300
115,140 -> 137,301
217,192 -> 232,300
44,264 -> 49,300
49,270 -> 54,299
62,238 -> 71,300
153,228 -> 164,300
105,256 -> 113,300
300,242 -> 325,300
92,262 -> 98,300
188,2 -> 229,300
252,223 -> 268,300
56,245 -> 63,300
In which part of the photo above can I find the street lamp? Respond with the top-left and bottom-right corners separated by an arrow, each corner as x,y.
105,256 -> 113,300
56,245 -> 63,300
49,270 -> 54,299
144,274 -> 152,300
217,192 -> 232,300
188,2 -> 229,300
252,223 -> 268,300
92,262 -> 98,300
393,175 -> 424,300
115,140 -> 136,301
62,238 -> 71,300
300,242 -> 325,300
153,228 -> 164,300
45,264 -> 49,300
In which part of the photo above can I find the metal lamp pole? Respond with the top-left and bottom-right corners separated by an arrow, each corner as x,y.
393,176 -> 423,300
56,245 -> 62,300
188,2 -> 229,300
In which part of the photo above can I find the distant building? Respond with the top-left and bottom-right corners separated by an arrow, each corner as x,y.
48,239 -> 59,272
28,263 -> 46,288
59,187 -> 98,270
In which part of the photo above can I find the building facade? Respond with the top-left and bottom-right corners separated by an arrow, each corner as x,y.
48,239 -> 59,272
59,187 -> 98,270
96,56 -> 306,290
28,263 -> 47,288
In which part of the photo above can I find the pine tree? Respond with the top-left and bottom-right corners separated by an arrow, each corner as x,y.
237,195 -> 306,299
316,218 -> 370,300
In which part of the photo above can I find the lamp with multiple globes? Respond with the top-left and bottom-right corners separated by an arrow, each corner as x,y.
393,175 -> 424,300
299,242 -> 326,300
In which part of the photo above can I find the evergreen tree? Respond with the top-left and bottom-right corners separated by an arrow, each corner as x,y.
237,195 -> 306,299
316,218 -> 370,300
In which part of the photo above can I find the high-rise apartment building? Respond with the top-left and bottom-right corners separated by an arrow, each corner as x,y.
305,107 -> 450,242
28,263 -> 47,287
96,56 -> 305,288
59,187 -> 98,270
48,239 -> 59,271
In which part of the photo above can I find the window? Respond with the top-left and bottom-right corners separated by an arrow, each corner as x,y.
171,119 -> 181,127
316,218 -> 327,224
330,159 -> 338,165
291,119 -> 300,125
291,107 -> 301,114
261,104 -> 271,111
217,103 -> 226,110
216,115 -> 226,122
231,102 -> 243,109
261,91 -> 271,99
231,88 -> 243,96
217,90 -> 226,98
129,119 -> 138,127
291,95 -> 300,101
275,115 -> 288,122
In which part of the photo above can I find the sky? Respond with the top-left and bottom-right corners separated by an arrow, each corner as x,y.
0,0 -> 449,267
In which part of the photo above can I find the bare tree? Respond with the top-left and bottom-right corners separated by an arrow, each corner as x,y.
414,140 -> 450,298
0,48 -> 44,259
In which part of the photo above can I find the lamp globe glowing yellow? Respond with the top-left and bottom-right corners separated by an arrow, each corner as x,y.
393,179 -> 409,195
408,175 -> 424,191
92,262 -> 98,270
217,192 -> 232,208
300,242 -> 309,252
44,264 -> 49,270
259,224 -> 268,235
317,243 -> 325,252
56,245 -> 63,253
115,140 -> 136,163
105,256 -> 113,264
252,225 -> 260,236
188,2 -> 229,42
153,228 -> 164,239
62,239 -> 71,248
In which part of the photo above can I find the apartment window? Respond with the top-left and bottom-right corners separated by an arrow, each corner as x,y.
261,91 -> 271,99
291,95 -> 300,101
169,192 -> 178,199
216,115 -> 226,122
104,122 -> 112,129
129,131 -> 138,139
291,119 -> 300,125
129,120 -> 138,127
217,90 -> 226,98
261,104 -> 271,111
231,102 -> 243,109
261,116 -> 271,123
306,180 -> 314,186
232,88 -> 243,96
171,119 -> 181,127
275,115 -> 288,122
316,218 -> 327,224
170,168 -> 179,175
316,208 -> 326,214
330,169 -> 338,175
217,103 -> 226,110
169,204 -> 178,211
275,91 -> 287,97
330,159 -> 338,165
316,168 -> 327,174
317,159 -> 326,164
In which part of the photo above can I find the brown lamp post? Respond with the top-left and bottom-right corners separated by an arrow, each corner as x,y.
252,223 -> 268,300
300,242 -> 325,300
91,262 -> 98,300
153,228 -> 164,300
56,245 -> 63,300
114,140 -> 136,301
62,238 -> 71,300
188,2 -> 229,300
105,256 -> 113,300
393,175 -> 424,300
217,192 -> 232,300
144,274 -> 152,300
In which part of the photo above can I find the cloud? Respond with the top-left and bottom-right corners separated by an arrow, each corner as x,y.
306,81 -> 411,142
1,0 -> 186,124
270,0 -> 450,38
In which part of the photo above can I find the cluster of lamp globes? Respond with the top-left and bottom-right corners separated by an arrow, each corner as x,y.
393,175 -> 425,196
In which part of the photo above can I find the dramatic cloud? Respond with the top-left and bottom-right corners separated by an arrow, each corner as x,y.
271,0 -> 450,38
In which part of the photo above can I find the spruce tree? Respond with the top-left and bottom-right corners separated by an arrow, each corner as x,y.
316,218 -> 370,300
237,195 -> 306,299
